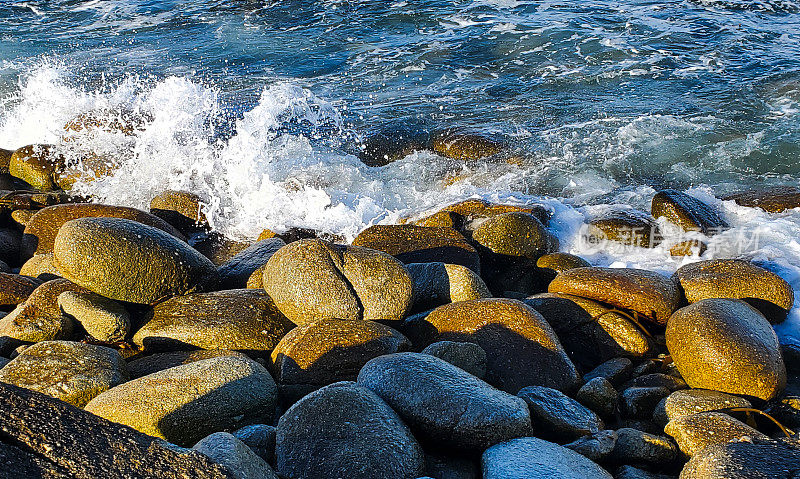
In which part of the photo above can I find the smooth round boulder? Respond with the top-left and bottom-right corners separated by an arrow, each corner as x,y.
22,203 -> 186,257
471,212 -> 558,260
8,145 -> 66,191
262,239 -> 413,325
133,289 -> 294,354
680,437 -> 800,479
672,259 -> 794,322
406,262 -> 491,312
665,411 -> 767,457
661,389 -> 752,423
518,385 -> 605,441
271,318 -> 410,387
232,424 -> 276,464
193,432 -> 278,479
85,356 -> 277,446
651,189 -> 727,235
357,352 -> 532,450
536,253 -> 591,282
150,190 -> 207,232
53,217 -> 218,304
431,130 -> 504,161
525,293 -> 653,371
58,291 -> 130,342
0,279 -> 86,342
276,381 -> 425,479
421,340 -> 487,378
666,298 -> 786,401
418,298 -> 581,393
0,340 -> 128,407
352,225 -> 480,272
482,437 -> 613,479
549,267 -> 682,325
127,349 -> 248,378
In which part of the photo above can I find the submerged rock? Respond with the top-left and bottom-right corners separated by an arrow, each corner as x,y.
723,185 -> 800,213
359,122 -> 430,167
666,298 -> 786,401
587,210 -> 659,248
431,129 -> 504,161
53,217 -> 217,304
651,189 -> 728,235
275,381 -> 425,479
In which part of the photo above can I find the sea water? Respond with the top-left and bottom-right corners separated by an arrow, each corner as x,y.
1,0 -> 800,340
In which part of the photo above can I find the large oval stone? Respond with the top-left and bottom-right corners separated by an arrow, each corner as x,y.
358,352 -> 531,450
471,212 -> 558,260
0,340 -> 128,407
352,224 -> 480,272
271,318 -> 410,387
666,298 -> 786,401
673,259 -> 794,323
651,189 -> 727,235
549,267 -> 682,325
84,356 -> 277,446
133,289 -> 294,354
482,437 -> 612,479
263,239 -> 413,325
23,203 -> 186,258
418,298 -> 581,393
276,381 -> 425,479
0,279 -> 87,342
53,217 -> 218,304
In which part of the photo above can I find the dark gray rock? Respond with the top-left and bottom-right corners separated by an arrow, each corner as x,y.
518,385 -> 604,441
357,352 -> 531,450
424,453 -> 479,479
564,430 -> 617,462
275,381 -> 425,479
584,358 -> 634,386
625,373 -> 687,392
421,340 -> 487,378
622,386 -> 671,419
576,377 -> 618,418
616,465 -> 675,479
482,437 -> 613,479
216,238 -> 285,289
193,432 -> 278,479
232,425 -> 276,465
0,381 -> 236,478
609,428 -> 677,466
680,437 -> 800,478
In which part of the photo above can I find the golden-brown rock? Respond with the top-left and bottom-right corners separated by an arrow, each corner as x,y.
431,130 -> 504,161
418,298 -> 581,394
549,267 -> 682,325
406,262 -> 491,312
133,289 -> 294,354
0,279 -> 87,342
440,198 -> 550,225
472,212 -> 558,260
53,217 -> 217,304
19,254 -> 60,279
0,340 -> 128,407
8,145 -> 66,191
536,253 -> 591,275
263,239 -> 413,325
723,186 -> 800,213
0,273 -> 41,307
22,202 -> 186,258
651,189 -> 727,235
661,389 -> 752,423
673,259 -> 794,323
665,411 -> 767,457
587,209 -> 659,248
0,147 -> 12,173
271,318 -> 410,387
149,190 -> 207,232
666,298 -> 786,401
352,224 -> 480,272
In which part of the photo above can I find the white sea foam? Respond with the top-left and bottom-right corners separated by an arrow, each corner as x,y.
2,66 -> 800,342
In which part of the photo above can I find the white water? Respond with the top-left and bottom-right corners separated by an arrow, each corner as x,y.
2,65 -> 800,343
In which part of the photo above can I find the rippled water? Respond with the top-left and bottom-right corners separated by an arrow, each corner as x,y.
2,0 -> 800,337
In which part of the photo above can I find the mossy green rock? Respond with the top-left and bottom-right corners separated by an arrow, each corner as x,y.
53,217 -> 218,304
84,356 -> 277,446
472,212 -> 558,260
0,340 -> 128,407
419,298 -> 581,394
263,239 -> 413,325
651,189 -> 727,235
549,267 -> 682,325
133,289 -> 294,354
666,298 -> 786,401
271,318 -> 410,387
23,202 -> 186,258
673,259 -> 794,323
0,279 -> 86,342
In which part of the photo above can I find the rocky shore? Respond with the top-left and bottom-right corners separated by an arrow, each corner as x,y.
1,141 -> 800,479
